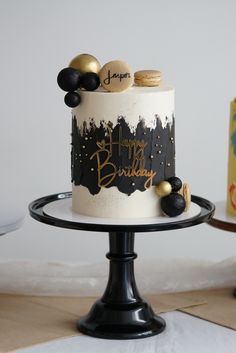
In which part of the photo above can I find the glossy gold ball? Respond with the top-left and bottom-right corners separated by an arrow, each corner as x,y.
69,54 -> 101,74
155,181 -> 172,197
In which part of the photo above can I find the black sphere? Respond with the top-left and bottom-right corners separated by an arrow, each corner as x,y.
57,68 -> 81,92
64,92 -> 81,108
167,176 -> 182,192
161,193 -> 186,217
81,72 -> 100,91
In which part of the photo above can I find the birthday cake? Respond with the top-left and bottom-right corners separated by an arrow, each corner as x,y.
57,54 -> 190,218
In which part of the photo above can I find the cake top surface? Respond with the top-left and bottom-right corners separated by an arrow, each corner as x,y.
78,85 -> 174,96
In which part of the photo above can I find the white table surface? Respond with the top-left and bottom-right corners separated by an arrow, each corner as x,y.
15,311 -> 236,353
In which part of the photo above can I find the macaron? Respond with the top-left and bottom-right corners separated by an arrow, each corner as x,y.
134,70 -> 162,87
99,60 -> 133,92
178,183 -> 191,212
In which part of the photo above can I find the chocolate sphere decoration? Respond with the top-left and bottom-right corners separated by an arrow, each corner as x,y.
81,72 -> 100,91
64,92 -> 81,107
69,53 -> 101,74
155,181 -> 172,197
167,176 -> 182,192
57,68 -> 81,92
161,193 -> 186,217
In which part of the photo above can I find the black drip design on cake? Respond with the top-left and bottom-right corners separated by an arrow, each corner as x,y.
71,116 -> 175,195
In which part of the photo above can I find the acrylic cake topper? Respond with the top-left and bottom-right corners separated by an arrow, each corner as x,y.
71,116 -> 175,196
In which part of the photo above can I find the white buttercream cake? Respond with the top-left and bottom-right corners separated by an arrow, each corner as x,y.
56,56 -> 185,219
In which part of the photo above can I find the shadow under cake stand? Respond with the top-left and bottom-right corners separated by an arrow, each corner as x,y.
29,192 -> 214,340
0,206 -> 25,236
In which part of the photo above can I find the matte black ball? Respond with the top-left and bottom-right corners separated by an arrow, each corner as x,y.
57,68 -> 81,92
161,193 -> 186,217
167,176 -> 182,192
64,92 -> 81,107
81,72 -> 100,91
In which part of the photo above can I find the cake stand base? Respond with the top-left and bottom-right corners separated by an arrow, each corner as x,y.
78,299 -> 165,340
77,231 -> 165,339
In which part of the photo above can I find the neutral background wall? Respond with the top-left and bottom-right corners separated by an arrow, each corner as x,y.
0,0 -> 236,263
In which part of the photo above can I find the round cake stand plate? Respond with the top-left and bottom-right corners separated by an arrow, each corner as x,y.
30,192 -> 214,233
29,192 -> 215,340
43,197 -> 201,227
209,201 -> 236,232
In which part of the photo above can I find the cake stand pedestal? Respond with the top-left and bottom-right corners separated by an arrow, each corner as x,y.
29,192 -> 214,340
208,200 -> 236,297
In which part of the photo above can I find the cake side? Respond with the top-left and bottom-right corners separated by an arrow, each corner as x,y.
72,85 -> 174,127
71,86 -> 175,218
72,185 -> 160,218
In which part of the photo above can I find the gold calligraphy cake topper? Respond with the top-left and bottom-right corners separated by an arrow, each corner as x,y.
90,125 -> 156,189
71,115 -> 176,195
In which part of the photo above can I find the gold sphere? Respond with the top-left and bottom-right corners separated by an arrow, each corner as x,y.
69,53 -> 101,74
155,181 -> 172,197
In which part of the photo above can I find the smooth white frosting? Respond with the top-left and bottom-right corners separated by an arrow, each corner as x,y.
73,85 -> 174,129
72,185 -> 161,218
72,85 -> 175,218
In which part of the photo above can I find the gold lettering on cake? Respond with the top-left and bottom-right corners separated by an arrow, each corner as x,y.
90,126 -> 156,189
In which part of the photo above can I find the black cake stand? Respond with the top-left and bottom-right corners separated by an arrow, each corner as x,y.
29,192 -> 214,340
